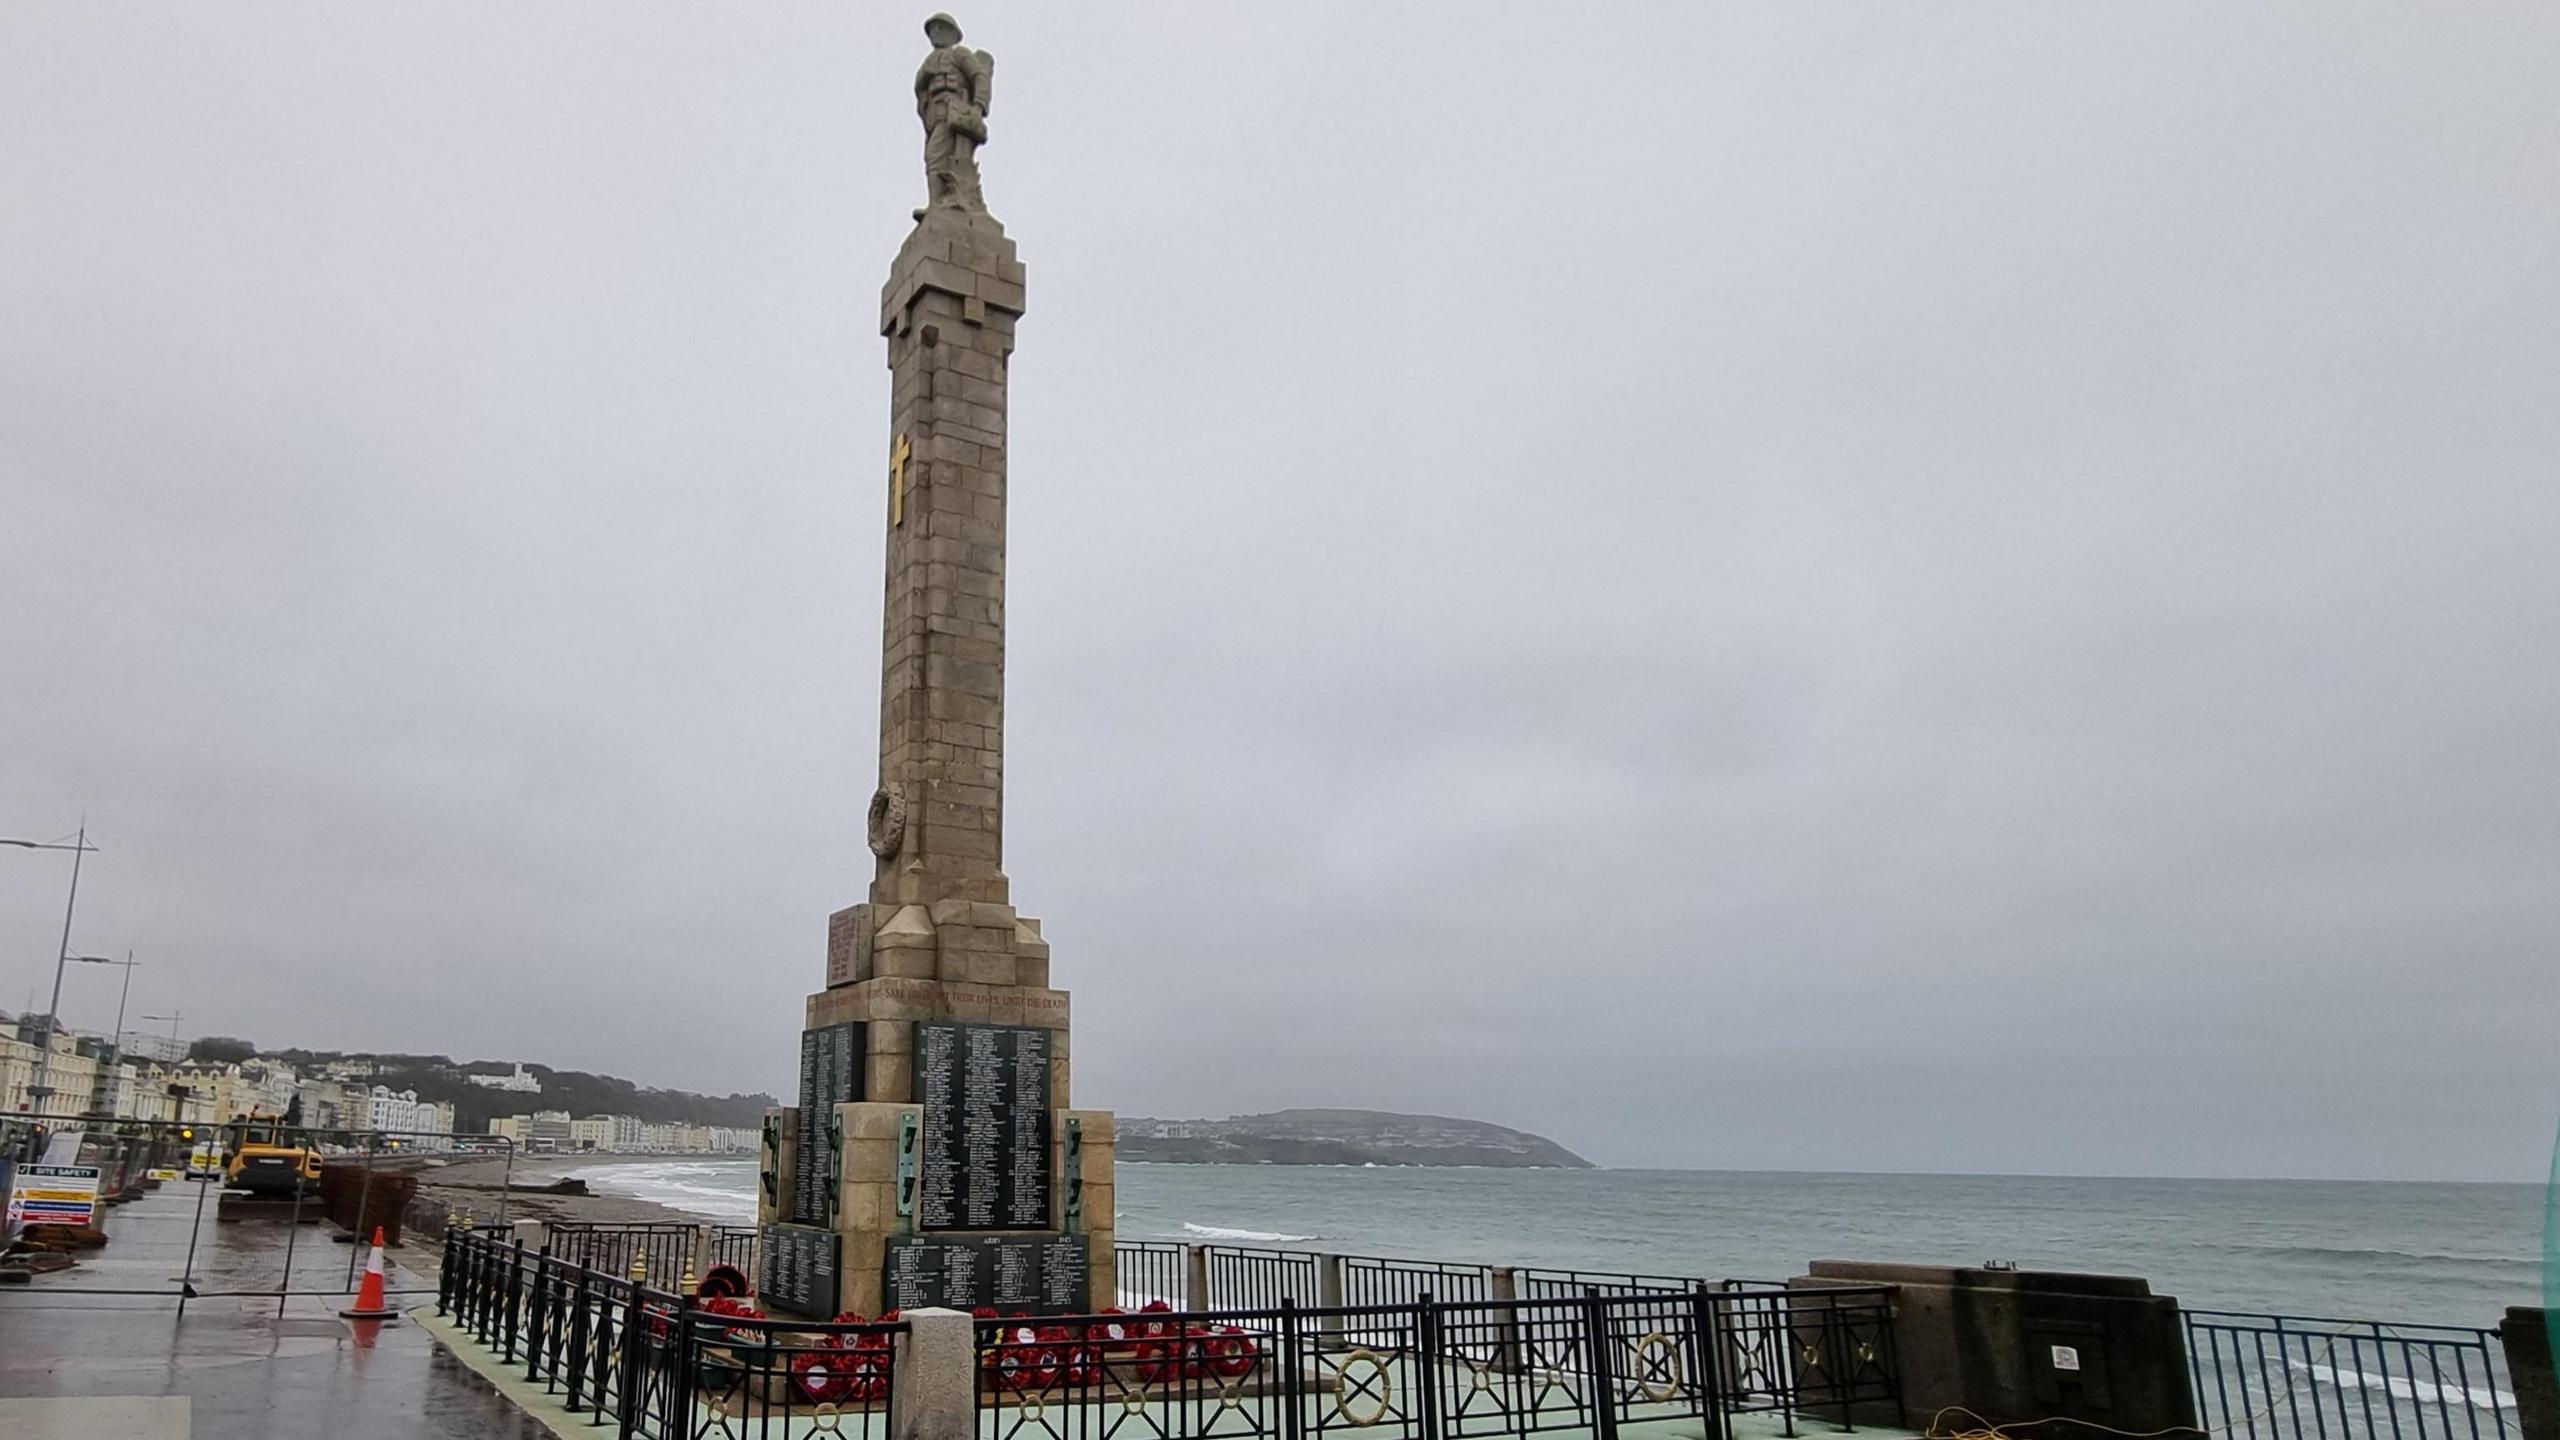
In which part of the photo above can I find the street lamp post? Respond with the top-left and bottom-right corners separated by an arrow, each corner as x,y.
3,825 -> 98,1116
65,952 -> 140,1116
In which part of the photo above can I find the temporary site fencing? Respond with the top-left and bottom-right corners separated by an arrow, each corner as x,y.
1,1112 -> 512,1312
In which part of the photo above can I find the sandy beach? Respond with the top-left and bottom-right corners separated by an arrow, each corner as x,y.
405,1152 -> 722,1232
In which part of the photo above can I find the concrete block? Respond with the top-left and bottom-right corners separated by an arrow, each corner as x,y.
891,1308 -> 979,1440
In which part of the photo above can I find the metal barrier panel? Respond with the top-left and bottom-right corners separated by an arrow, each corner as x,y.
2185,1310 -> 2516,1440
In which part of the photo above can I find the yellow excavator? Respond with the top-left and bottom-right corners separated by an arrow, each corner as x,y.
221,1113 -> 320,1197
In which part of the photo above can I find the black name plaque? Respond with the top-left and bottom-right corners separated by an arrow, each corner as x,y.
912,1022 -> 1051,1232
883,1232 -> 1091,1315
759,1223 -> 842,1317
794,1022 -> 866,1224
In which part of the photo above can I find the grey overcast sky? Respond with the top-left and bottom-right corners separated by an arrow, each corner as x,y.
3,4 -> 2553,1181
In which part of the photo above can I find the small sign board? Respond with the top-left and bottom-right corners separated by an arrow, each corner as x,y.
7,1164 -> 102,1229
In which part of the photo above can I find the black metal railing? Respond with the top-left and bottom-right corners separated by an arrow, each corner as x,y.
1117,1240 -> 1189,1307
975,1289 -> 1780,1440
708,1225 -> 757,1275
1712,1283 -> 1901,1433
2184,1310 -> 2515,1440
440,1223 -> 902,1440
1202,1245 -> 1319,1312
1342,1253 -> 1499,1307
1515,1267 -> 1697,1299
542,1220 -> 703,1285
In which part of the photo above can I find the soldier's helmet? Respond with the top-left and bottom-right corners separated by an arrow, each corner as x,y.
924,13 -> 963,45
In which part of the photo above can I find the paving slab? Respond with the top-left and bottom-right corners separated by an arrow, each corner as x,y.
0,1181 -> 546,1439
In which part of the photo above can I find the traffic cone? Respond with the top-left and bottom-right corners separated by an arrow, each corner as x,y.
341,1226 -> 399,1321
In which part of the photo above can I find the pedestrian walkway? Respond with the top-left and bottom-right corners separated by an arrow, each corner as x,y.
0,1180 -> 546,1438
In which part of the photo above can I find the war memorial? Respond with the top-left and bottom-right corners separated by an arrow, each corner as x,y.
5,15 -> 2547,1440
426,16 -> 2547,1440
741,11 -> 1116,1325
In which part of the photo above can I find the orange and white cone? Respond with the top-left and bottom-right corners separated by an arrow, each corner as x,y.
340,1226 -> 399,1321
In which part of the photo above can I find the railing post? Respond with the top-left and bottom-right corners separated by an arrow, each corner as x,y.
1584,1288 -> 1621,1440
526,1249 -> 553,1385
1186,1244 -> 1212,1311
437,1224 -> 458,1317
1281,1300 -> 1307,1440
615,1281 -> 646,1440
1689,1284 -> 1732,1440
564,1262 -> 594,1414
663,1296 -> 700,1440
1490,1267 -> 1523,1375
1417,1293 -> 1443,1440
503,1237 -> 527,1363
889,1307 -> 980,1440
1317,1252 -> 1347,1349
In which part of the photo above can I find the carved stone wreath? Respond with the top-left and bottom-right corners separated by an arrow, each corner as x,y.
866,787 -> 908,858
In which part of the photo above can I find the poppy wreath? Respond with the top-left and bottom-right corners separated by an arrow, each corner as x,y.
792,1349 -> 862,1405
1202,1326 -> 1260,1380
1090,1307 -> 1144,1355
984,1315 -> 1056,1393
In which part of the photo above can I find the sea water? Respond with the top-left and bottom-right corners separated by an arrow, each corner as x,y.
568,1160 -> 2543,1326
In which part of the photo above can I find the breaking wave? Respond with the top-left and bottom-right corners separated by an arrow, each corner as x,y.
572,1159 -> 758,1224
2287,1359 -> 2515,1411
1183,1222 -> 1319,1243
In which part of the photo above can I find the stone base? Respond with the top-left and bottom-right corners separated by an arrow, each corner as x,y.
825,899 -> 1053,992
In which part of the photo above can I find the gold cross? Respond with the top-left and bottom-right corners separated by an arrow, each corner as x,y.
889,433 -> 912,525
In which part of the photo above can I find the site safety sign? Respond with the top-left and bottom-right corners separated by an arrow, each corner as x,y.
6,1163 -> 102,1229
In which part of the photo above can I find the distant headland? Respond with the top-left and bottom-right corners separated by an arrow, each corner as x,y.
1117,1109 -> 1592,1169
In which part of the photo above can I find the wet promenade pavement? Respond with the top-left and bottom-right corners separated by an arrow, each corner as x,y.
0,1180 -> 548,1438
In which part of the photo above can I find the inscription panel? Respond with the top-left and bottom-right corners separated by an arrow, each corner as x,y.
883,1232 -> 1090,1315
759,1223 -> 842,1317
794,1022 -> 867,1224
912,1022 -> 1050,1231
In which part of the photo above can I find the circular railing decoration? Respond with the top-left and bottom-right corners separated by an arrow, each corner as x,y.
1332,1351 -> 1395,1428
1631,1332 -> 1683,1403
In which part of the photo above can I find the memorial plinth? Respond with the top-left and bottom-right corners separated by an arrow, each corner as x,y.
759,21 -> 1115,1317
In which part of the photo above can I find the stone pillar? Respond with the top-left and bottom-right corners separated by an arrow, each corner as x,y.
761,30 -> 1115,1318
1186,1245 -> 1213,1313
889,1306 -> 979,1440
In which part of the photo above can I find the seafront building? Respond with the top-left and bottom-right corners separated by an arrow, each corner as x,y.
482,1110 -> 752,1154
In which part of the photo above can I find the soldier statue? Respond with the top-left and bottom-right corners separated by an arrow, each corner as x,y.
915,13 -> 994,215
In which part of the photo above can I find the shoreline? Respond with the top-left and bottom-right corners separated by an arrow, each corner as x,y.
408,1152 -> 741,1230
